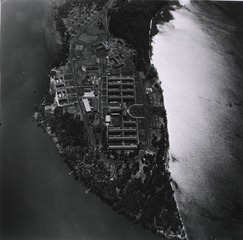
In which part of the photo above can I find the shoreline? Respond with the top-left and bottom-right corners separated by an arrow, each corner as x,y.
35,1 -> 186,239
152,2 -> 243,239
150,4 -> 189,240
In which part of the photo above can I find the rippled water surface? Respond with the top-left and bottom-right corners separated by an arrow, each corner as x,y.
152,1 -> 243,239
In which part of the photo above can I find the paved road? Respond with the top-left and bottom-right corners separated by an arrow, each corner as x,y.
68,0 -> 147,167
69,1 -> 114,147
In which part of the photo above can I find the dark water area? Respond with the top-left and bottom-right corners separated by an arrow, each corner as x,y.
0,1 -> 165,240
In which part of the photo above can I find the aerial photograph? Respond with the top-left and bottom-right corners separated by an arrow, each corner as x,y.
0,0 -> 242,239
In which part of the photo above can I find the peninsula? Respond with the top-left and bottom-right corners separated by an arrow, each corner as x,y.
35,0 -> 186,238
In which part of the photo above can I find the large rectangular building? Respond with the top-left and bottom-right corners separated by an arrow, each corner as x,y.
109,145 -> 137,150
82,98 -> 91,112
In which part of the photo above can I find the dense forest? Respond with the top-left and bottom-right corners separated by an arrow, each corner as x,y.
108,0 -> 176,71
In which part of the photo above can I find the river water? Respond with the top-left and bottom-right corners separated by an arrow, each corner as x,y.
0,1 -> 165,240
152,1 -> 243,240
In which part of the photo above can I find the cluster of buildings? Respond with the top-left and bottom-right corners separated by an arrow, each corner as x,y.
49,2 -> 149,156
106,76 -> 135,102
108,54 -> 125,69
94,42 -> 111,52
52,68 -> 77,107
104,76 -> 139,151
94,41 -> 125,69
64,5 -> 98,41
53,72 -> 69,106
80,64 -> 100,114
